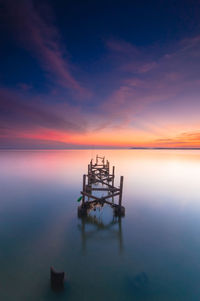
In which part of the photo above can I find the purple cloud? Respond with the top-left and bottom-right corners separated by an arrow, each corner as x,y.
2,0 -> 91,98
97,35 -> 200,130
0,87 -> 87,134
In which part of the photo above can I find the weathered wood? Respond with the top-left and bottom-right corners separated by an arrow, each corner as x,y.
81,191 -> 100,200
102,192 -> 120,200
82,174 -> 86,204
112,166 -> 115,203
84,199 -> 120,208
81,191 -> 120,201
78,205 -> 88,217
79,157 -> 124,217
91,187 -> 118,192
95,178 -> 115,188
114,205 -> 125,217
112,166 -> 115,182
119,176 -> 123,207
50,267 -> 65,290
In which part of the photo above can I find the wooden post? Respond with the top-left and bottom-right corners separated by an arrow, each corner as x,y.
88,164 -> 92,185
50,267 -> 65,290
90,161 -> 92,183
119,176 -> 123,207
88,164 -> 90,184
82,174 -> 86,204
112,166 -> 115,203
112,166 -> 115,185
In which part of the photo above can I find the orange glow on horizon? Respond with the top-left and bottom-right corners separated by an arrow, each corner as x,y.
4,126 -> 200,148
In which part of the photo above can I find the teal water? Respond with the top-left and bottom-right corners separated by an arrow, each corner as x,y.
1,149 -> 200,300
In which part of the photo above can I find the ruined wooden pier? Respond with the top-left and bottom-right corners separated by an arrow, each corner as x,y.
78,155 -> 125,217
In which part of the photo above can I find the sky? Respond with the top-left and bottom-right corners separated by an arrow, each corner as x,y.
0,0 -> 200,149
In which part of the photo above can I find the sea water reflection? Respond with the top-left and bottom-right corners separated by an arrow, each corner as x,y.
0,150 -> 200,300
78,207 -> 123,254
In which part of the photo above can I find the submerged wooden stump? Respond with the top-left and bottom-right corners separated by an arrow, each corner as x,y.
50,267 -> 65,290
114,205 -> 125,217
77,205 -> 87,217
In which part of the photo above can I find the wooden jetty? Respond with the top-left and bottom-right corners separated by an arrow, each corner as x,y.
78,155 -> 125,217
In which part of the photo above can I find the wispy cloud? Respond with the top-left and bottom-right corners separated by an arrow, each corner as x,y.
0,87 -> 87,135
2,0 -> 90,98
154,131 -> 200,147
98,35 -> 200,132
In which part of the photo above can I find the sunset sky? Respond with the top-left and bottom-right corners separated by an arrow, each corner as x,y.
1,0 -> 200,148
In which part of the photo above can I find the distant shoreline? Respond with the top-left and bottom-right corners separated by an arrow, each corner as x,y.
130,147 -> 200,150
0,147 -> 200,151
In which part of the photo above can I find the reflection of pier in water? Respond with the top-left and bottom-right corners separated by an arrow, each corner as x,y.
78,211 -> 123,254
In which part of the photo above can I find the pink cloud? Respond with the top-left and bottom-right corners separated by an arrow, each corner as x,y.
77,32 -> 200,136
3,0 -> 91,99
137,62 -> 157,73
0,87 -> 87,134
98,35 -> 200,129
154,130 -> 200,147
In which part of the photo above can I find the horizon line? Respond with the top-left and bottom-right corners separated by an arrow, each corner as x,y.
1,147 -> 200,151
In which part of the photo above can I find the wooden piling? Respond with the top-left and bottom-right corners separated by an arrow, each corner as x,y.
87,165 -> 90,184
50,267 -> 65,290
112,166 -> 115,185
119,176 -> 123,207
82,174 -> 86,204
112,166 -> 115,202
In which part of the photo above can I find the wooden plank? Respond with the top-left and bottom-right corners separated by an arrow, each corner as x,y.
91,187 -> 118,192
81,191 -> 120,201
81,191 -> 100,200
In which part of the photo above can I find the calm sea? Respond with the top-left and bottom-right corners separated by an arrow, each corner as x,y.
0,149 -> 200,300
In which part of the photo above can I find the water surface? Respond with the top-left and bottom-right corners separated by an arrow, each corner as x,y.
1,149 -> 200,300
